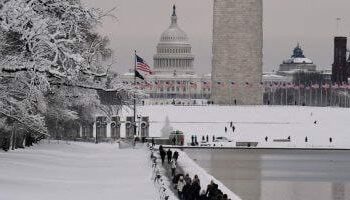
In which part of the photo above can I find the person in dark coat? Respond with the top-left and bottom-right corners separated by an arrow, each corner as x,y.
199,190 -> 208,200
173,150 -> 179,161
265,136 -> 268,142
232,126 -> 235,133
184,174 -> 191,184
305,136 -> 308,142
225,127 -> 227,133
151,137 -> 155,147
160,149 -> 166,164
212,135 -> 215,142
182,179 -> 192,200
159,145 -> 164,152
206,180 -> 215,198
330,137 -> 333,143
172,137 -> 176,145
167,149 -> 172,164
206,135 -> 209,142
191,175 -> 201,200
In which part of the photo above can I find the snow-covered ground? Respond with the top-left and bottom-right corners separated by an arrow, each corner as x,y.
122,105 -> 350,148
0,141 -> 158,200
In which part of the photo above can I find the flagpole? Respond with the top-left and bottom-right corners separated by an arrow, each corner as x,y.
134,50 -> 137,139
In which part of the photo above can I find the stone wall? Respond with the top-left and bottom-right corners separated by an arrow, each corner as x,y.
211,0 -> 263,105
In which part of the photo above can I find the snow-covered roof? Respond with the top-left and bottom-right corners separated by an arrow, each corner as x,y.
283,57 -> 313,64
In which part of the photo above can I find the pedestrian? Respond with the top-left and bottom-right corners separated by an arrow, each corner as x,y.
287,136 -> 291,140
194,135 -> 198,145
330,137 -> 333,143
133,137 -> 137,147
232,126 -> 235,133
172,137 -> 176,145
230,121 -> 233,128
206,180 -> 216,198
177,176 -> 186,200
151,137 -> 155,147
167,149 -> 172,164
199,190 -> 208,200
305,136 -> 308,142
265,136 -> 268,142
212,135 -> 215,142
225,127 -> 227,133
159,145 -> 164,152
160,149 -> 166,164
191,175 -> 201,200
222,194 -> 228,200
202,135 -> 205,141
173,150 -> 179,162
182,179 -> 192,200
171,159 -> 177,177
191,135 -> 195,145
184,173 -> 191,184
193,174 -> 200,185
206,135 -> 209,142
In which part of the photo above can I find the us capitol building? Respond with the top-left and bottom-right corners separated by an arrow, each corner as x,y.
120,5 -> 211,105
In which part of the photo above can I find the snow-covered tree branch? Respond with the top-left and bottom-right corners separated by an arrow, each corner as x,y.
0,0 -> 141,139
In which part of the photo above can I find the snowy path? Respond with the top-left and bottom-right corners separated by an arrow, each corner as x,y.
0,141 -> 158,200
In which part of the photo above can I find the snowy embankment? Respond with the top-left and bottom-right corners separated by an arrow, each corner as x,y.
0,141 -> 158,200
125,105 -> 350,149
177,150 -> 241,200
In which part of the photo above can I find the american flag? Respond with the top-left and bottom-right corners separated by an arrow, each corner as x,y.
136,55 -> 152,75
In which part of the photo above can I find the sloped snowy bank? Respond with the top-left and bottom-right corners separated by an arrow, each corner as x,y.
177,150 -> 241,200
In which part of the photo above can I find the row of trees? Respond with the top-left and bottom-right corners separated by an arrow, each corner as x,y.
0,0 -> 139,150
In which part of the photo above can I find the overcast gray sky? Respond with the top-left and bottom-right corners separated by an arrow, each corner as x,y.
82,0 -> 350,74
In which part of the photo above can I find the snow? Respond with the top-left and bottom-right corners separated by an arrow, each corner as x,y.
124,105 -> 350,148
177,150 -> 241,200
0,141 -> 158,200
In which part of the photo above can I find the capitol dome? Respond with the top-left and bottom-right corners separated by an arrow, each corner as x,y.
153,5 -> 195,75
159,7 -> 189,44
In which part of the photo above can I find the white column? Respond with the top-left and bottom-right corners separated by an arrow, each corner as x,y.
106,123 -> 111,138
79,124 -> 82,138
93,122 -> 96,138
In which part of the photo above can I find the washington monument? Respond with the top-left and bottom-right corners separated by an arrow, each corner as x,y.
211,0 -> 263,105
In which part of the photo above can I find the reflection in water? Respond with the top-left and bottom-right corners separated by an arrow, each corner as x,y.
185,149 -> 350,200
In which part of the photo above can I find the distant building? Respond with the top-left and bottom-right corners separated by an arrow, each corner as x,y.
332,37 -> 348,83
278,43 -> 317,76
120,5 -> 210,105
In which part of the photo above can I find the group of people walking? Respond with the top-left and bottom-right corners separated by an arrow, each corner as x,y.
174,174 -> 231,200
159,145 -> 179,177
158,145 -> 231,200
